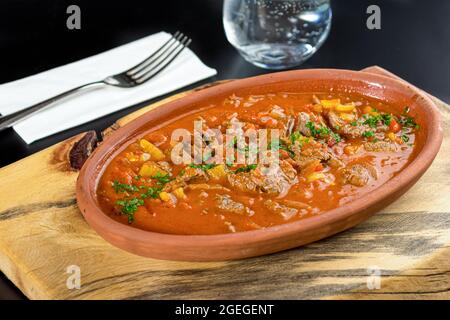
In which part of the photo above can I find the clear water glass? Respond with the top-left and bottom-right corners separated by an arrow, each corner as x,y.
223,0 -> 332,70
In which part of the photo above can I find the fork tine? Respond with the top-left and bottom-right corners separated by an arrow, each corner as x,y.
132,34 -> 188,80
126,31 -> 182,76
134,37 -> 192,84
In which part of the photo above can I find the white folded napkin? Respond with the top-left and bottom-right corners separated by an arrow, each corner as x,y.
0,31 -> 217,143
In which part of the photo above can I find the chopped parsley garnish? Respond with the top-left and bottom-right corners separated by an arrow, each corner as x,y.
289,132 -> 301,143
362,131 -> 375,138
398,107 -> 419,129
234,164 -> 257,174
151,172 -> 174,185
114,172 -> 173,223
269,139 -> 295,158
306,121 -> 330,137
289,132 -> 311,145
401,134 -> 410,143
112,180 -> 140,193
305,121 -> 341,143
363,113 -> 392,128
363,115 -> 379,128
116,198 -> 144,223
399,115 -> 419,129
189,163 -> 217,171
350,121 -> 358,126
381,114 -> 393,126
330,131 -> 342,143
140,186 -> 162,199
280,144 -> 295,157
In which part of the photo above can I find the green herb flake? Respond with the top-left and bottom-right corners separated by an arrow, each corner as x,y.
151,172 -> 174,185
363,115 -> 379,128
306,121 -> 331,137
362,131 -> 375,138
401,134 -> 410,143
112,180 -> 140,193
399,115 -> 419,129
188,163 -> 217,171
330,131 -> 342,143
305,121 -> 341,143
140,186 -> 162,200
234,164 -> 257,174
116,198 -> 144,223
363,113 -> 392,128
289,132 -> 312,146
269,139 -> 295,158
381,114 -> 392,126
289,132 -> 302,144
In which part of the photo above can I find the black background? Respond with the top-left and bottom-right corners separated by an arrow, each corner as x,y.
0,0 -> 449,299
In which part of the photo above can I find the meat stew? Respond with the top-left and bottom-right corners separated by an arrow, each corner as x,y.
97,92 -> 420,235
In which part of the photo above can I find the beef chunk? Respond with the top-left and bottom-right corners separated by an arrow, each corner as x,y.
227,160 -> 298,197
296,112 -> 327,137
264,200 -> 298,220
281,115 -> 296,138
215,194 -> 246,215
163,166 -> 208,192
364,141 -> 398,152
328,156 -> 344,169
342,163 -> 378,187
290,141 -> 331,169
326,111 -> 367,139
326,111 -> 389,139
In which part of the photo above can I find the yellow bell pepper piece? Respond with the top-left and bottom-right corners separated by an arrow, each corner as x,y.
173,187 -> 187,200
159,192 -> 172,202
206,164 -> 227,180
139,163 -> 167,177
139,139 -> 165,161
312,104 -> 323,113
306,172 -> 326,183
387,132 -> 403,144
320,99 -> 341,109
335,103 -> 355,113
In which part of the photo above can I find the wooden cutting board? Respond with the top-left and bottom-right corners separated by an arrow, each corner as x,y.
0,66 -> 449,300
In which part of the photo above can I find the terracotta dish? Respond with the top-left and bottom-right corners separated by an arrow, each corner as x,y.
76,69 -> 443,261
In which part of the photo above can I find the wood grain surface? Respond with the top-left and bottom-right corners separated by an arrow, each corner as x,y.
0,67 -> 448,300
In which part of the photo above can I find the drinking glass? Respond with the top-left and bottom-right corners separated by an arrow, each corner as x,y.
223,0 -> 332,70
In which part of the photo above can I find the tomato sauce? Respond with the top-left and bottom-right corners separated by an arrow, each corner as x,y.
97,92 -> 420,235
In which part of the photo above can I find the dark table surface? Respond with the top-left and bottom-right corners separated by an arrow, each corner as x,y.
0,0 -> 449,300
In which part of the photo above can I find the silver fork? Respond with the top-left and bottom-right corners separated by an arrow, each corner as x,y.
0,31 -> 192,131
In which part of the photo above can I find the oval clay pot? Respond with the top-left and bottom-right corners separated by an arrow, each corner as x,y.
76,69 -> 443,261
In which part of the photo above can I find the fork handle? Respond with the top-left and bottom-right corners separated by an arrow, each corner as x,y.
0,81 -> 105,131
